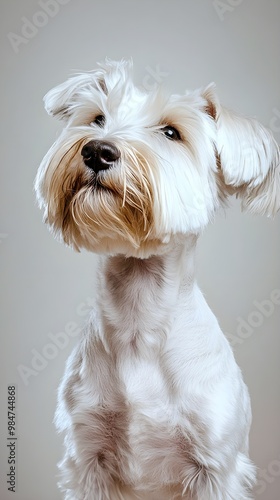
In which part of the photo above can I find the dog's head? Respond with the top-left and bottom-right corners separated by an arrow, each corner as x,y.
35,59 -> 280,257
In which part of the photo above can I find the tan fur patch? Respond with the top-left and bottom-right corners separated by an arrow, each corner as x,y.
43,139 -> 157,252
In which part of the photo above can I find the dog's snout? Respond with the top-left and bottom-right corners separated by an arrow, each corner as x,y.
81,140 -> 120,173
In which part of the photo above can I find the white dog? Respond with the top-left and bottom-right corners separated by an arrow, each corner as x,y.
35,60 -> 279,500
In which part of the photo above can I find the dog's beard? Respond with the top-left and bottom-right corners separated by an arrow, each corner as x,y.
42,138 -> 158,252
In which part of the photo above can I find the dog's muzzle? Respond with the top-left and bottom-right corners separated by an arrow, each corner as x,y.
81,140 -> 120,173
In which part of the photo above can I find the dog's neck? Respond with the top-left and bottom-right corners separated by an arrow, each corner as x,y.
98,235 -> 198,357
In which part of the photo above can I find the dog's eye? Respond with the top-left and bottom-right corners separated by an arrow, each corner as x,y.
161,125 -> 181,141
92,114 -> 105,127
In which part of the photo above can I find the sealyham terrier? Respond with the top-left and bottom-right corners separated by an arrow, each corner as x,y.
35,60 -> 279,499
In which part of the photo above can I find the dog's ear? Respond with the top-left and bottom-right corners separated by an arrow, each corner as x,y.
43,73 -> 106,120
202,84 -> 280,216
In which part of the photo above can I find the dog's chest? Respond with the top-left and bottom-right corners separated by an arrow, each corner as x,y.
118,358 -> 191,486
121,358 -> 168,409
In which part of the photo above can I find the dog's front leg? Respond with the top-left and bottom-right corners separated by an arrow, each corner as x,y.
55,335 -> 130,500
57,437 -> 128,500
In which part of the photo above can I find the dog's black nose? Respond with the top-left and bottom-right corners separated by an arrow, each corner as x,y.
81,140 -> 120,173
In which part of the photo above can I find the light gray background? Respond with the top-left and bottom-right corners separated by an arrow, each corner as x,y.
0,1 -> 279,499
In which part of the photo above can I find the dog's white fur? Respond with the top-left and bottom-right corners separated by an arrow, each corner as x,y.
35,60 -> 280,499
